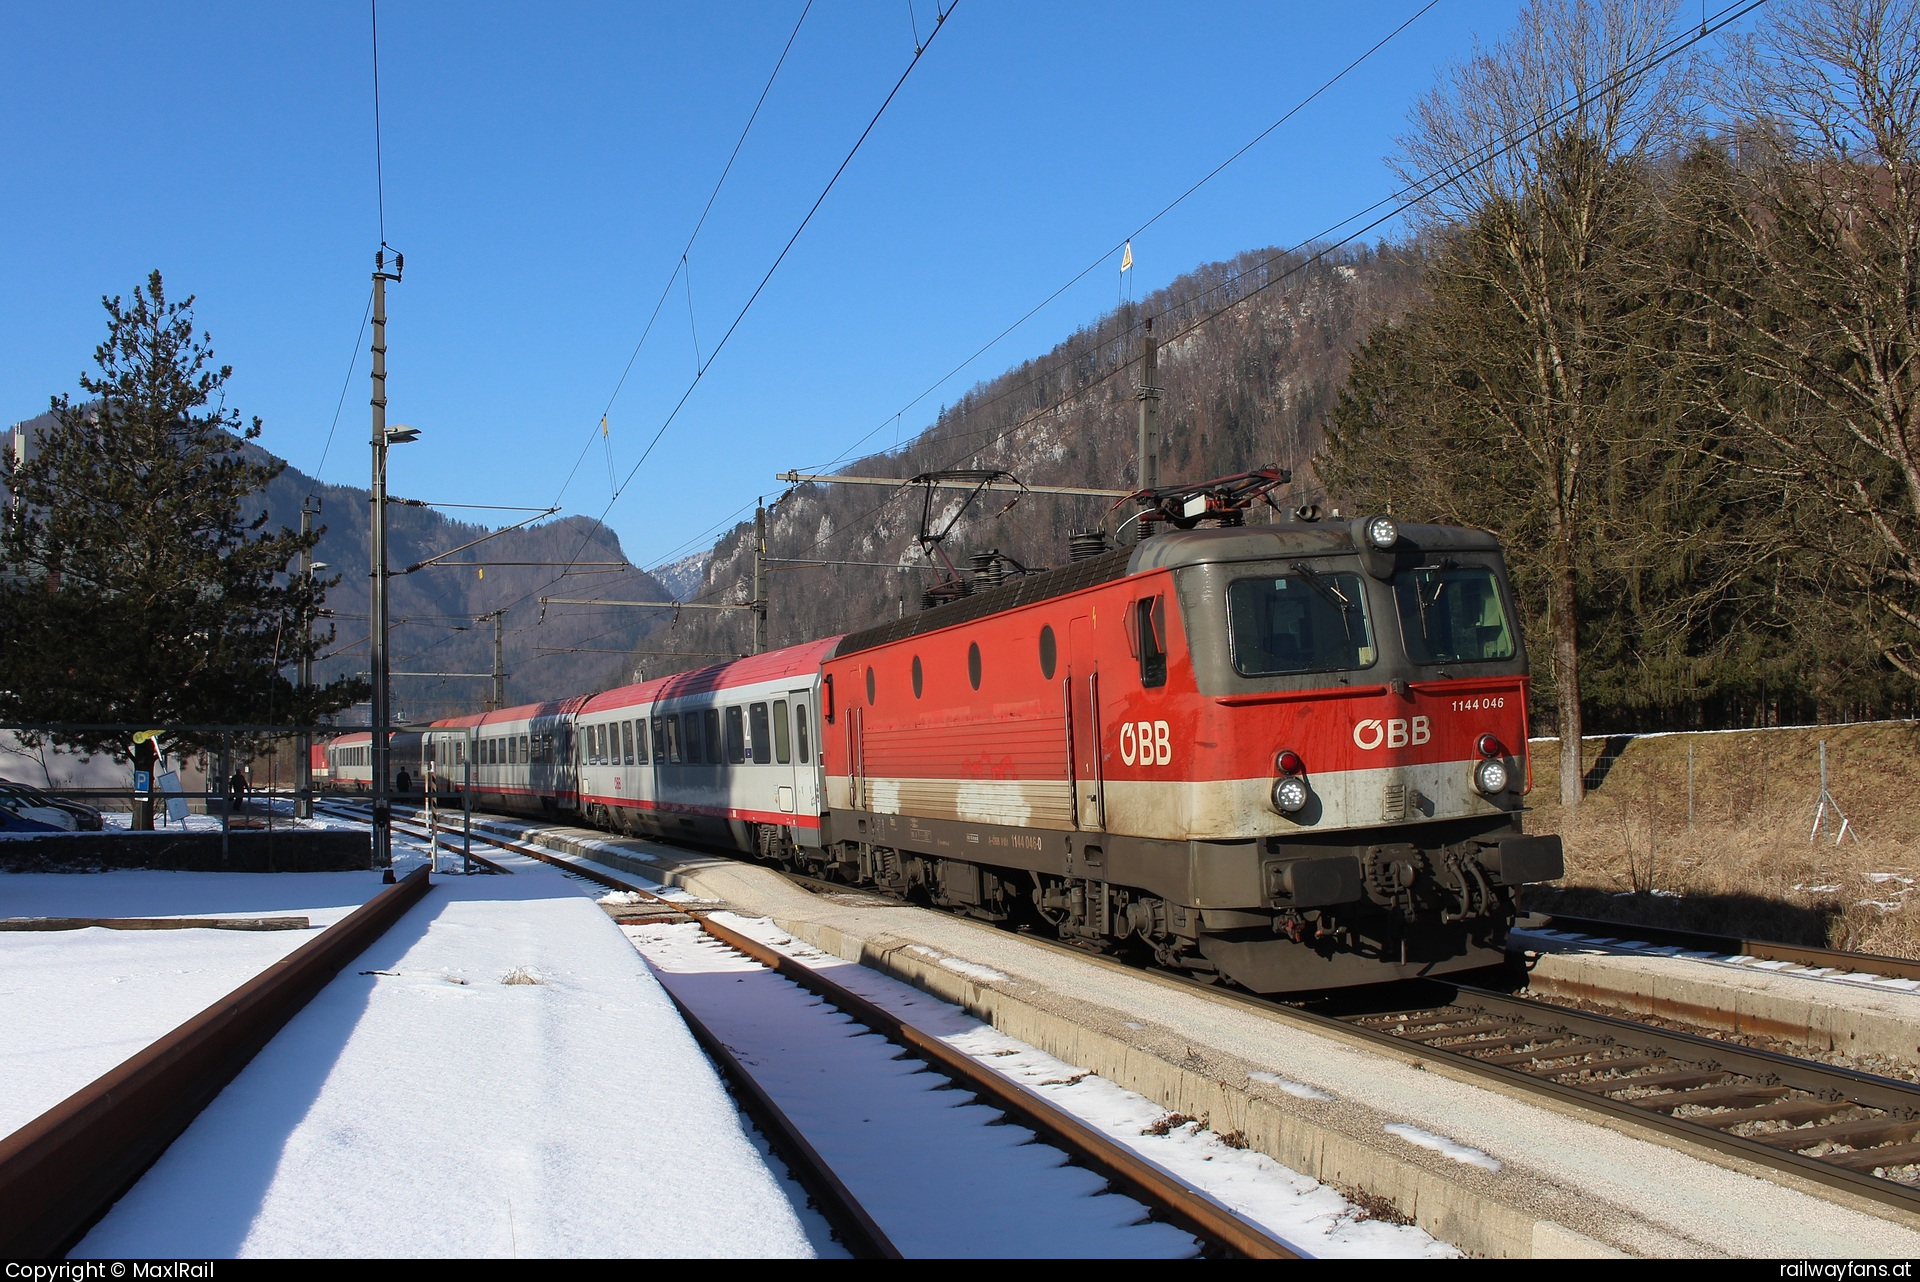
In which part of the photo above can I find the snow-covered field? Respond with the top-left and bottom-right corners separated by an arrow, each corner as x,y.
0,870 -> 387,1138
63,850 -> 822,1258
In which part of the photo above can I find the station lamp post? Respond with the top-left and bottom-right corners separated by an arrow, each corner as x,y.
369,245 -> 414,878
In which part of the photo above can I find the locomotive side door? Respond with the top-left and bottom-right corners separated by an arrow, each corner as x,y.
1067,616 -> 1105,830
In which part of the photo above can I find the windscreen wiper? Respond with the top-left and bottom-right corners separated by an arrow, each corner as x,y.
1290,561 -> 1355,641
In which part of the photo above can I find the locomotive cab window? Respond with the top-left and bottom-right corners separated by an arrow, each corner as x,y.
1395,564 -> 1515,664
1131,596 -> 1167,688
1227,568 -> 1377,677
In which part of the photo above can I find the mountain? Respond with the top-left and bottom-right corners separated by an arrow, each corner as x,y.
651,549 -> 712,604
3,413 -> 671,722
641,240 -> 1426,669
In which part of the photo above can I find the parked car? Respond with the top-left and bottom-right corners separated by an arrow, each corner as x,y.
0,785 -> 77,831
0,782 -> 106,831
0,805 -> 65,833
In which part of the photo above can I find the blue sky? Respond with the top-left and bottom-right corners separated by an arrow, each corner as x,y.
0,1 -> 1548,571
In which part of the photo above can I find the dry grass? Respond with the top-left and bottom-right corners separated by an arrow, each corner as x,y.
1521,720 -> 1920,957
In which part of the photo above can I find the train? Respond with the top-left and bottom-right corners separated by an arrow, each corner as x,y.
327,509 -> 1563,992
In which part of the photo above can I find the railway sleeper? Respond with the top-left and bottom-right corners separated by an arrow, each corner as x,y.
1826,1141 -> 1920,1173
1636,1084 -> 1794,1113
1688,1099 -> 1851,1130
1754,1116 -> 1920,1152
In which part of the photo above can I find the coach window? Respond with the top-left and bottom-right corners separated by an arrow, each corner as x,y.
520,735 -> 530,764
704,708 -> 722,764
795,701 -> 811,764
726,707 -> 745,764
635,718 -> 651,763
911,655 -> 923,698
683,711 -> 704,764
640,716 -> 655,763
773,699 -> 792,764
616,720 -> 631,766
749,702 -> 772,764
666,714 -> 684,764
594,724 -> 606,764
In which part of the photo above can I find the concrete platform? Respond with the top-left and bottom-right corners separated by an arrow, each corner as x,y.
466,815 -> 1920,1260
1513,926 -> 1920,1065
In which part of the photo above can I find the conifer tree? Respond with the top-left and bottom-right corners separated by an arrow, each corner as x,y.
0,272 -> 365,826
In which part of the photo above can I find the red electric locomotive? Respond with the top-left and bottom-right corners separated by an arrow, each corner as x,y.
329,486 -> 1561,992
808,512 -> 1561,991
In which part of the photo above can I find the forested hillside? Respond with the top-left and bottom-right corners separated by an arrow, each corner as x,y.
636,242 -> 1425,676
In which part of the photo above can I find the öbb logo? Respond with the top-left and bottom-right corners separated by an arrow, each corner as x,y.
1120,720 -> 1171,766
1352,717 -> 1431,750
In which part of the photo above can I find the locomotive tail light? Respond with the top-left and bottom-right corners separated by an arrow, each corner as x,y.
1474,756 -> 1511,796
1365,515 -> 1398,549
1276,750 -> 1305,776
1476,733 -> 1505,758
1272,774 -> 1311,814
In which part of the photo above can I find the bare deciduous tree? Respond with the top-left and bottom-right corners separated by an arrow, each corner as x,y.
1388,0 -> 1694,807
1698,0 -> 1920,679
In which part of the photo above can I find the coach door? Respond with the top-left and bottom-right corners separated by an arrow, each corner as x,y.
1067,616 -> 1105,830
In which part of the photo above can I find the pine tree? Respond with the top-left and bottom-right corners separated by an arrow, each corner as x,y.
0,271 -> 365,826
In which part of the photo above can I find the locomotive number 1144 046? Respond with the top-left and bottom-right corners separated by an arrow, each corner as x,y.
1449,696 -> 1506,712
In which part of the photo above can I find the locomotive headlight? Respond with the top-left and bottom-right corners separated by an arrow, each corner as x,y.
1474,757 -> 1511,796
1272,774 -> 1310,814
1365,515 -> 1398,549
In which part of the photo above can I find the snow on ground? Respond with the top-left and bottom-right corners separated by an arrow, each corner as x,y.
1516,925 -> 1920,992
99,800 -> 363,834
0,870 -> 388,1138
1382,1124 -> 1502,1173
629,920 -> 1200,1260
74,852 -> 822,1259
682,912 -> 1455,1259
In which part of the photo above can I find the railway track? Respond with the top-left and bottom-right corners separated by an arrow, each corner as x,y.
336,801 -> 1920,1223
333,801 -> 1301,1257
1313,981 -> 1920,1211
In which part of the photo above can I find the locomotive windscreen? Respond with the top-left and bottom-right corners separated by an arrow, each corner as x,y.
1226,570 -> 1378,676
1394,564 -> 1515,664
